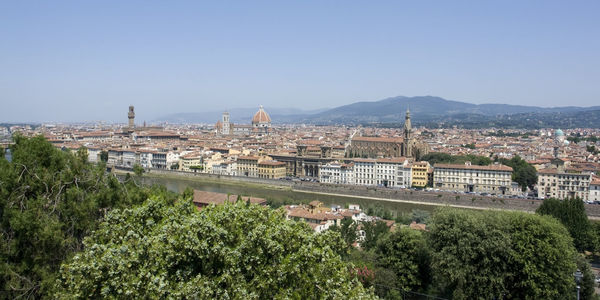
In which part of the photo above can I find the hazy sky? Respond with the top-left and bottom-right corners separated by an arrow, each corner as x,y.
1,1 -> 599,122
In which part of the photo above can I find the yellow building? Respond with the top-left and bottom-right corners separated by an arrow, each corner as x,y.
411,161 -> 431,188
237,156 -> 260,177
180,152 -> 202,172
258,160 -> 286,179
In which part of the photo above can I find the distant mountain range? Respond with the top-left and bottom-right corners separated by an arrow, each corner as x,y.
156,96 -> 600,128
155,107 -> 328,124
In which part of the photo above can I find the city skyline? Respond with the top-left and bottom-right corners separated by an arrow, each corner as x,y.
1,1 -> 599,122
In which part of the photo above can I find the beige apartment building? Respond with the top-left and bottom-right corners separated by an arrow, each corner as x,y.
258,160 -> 286,179
411,161 -> 431,188
434,162 -> 513,195
537,168 -> 592,200
237,156 -> 260,177
180,152 -> 202,172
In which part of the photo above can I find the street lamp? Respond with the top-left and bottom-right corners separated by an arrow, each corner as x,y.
574,269 -> 583,300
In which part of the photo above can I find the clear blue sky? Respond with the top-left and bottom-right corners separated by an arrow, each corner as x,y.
1,1 -> 599,122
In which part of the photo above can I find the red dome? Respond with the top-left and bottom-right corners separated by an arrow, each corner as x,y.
252,105 -> 271,124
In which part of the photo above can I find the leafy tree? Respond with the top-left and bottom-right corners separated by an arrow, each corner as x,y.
0,135 -> 150,298
99,150 -> 108,162
133,163 -> 144,176
576,255 -> 599,300
421,152 -> 453,165
537,197 -> 598,252
498,155 -> 537,191
428,208 -> 577,299
330,218 -> 358,249
182,187 -> 194,200
372,267 -> 402,300
55,197 -> 375,299
421,152 -> 491,166
190,165 -> 203,173
375,228 -> 431,292
361,220 -> 389,250
76,146 -> 88,163
411,209 -> 430,224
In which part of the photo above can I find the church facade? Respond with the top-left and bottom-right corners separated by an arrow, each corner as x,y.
347,109 -> 428,160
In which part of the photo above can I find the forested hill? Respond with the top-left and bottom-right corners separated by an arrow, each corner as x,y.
276,96 -> 600,128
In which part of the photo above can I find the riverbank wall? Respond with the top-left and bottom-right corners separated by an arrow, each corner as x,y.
115,167 -> 600,218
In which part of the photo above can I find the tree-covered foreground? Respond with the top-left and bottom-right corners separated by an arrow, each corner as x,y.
1,136 -> 598,299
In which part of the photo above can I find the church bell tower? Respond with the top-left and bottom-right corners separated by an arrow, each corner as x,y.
402,108 -> 412,157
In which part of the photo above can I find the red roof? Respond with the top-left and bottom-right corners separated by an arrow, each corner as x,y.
252,106 -> 271,124
192,190 -> 266,207
352,136 -> 403,143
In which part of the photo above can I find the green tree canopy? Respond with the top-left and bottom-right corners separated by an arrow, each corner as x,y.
0,135 -> 151,298
421,152 -> 491,166
575,255 -> 598,300
330,217 -> 358,250
99,150 -> 108,162
537,197 -> 598,252
410,209 -> 430,224
133,163 -> 144,176
55,197 -> 375,299
361,220 -> 390,250
428,208 -> 577,299
497,155 -> 537,191
375,228 -> 430,293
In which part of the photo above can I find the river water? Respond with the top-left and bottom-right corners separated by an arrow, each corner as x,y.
135,175 -> 437,216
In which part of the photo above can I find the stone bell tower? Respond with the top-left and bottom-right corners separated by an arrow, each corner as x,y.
128,106 -> 135,128
402,108 -> 413,157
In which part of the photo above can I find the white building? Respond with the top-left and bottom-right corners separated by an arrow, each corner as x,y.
537,168 -> 592,200
151,152 -> 167,169
139,151 -> 153,169
122,150 -> 137,168
166,151 -> 181,170
354,158 -> 376,186
107,149 -> 123,166
86,147 -> 102,163
353,158 -> 411,187
212,161 -> 237,176
319,162 -> 355,185
433,162 -> 513,195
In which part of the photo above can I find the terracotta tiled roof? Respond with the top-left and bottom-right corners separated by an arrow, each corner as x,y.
252,106 -> 271,124
376,157 -> 408,164
353,158 -> 377,163
409,221 -> 427,231
192,190 -> 266,207
286,206 -> 343,221
258,160 -> 285,166
352,136 -> 404,143
309,200 -> 322,207
238,156 -> 260,160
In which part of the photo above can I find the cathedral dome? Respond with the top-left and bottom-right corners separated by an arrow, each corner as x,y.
555,129 -> 564,137
252,105 -> 271,124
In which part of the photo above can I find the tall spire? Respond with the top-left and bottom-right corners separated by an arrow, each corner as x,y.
403,107 -> 412,140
